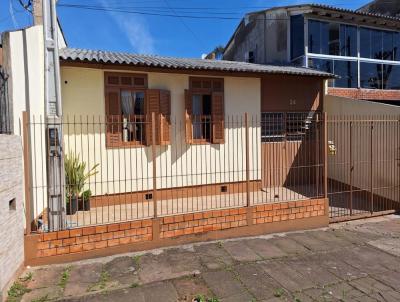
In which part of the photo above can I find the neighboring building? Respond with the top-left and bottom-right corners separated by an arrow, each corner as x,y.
224,4 -> 400,103
358,0 -> 400,18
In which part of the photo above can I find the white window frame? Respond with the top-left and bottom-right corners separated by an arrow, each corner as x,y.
301,16 -> 400,89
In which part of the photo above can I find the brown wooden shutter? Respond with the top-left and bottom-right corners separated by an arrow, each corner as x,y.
145,89 -> 160,146
211,91 -> 225,144
159,90 -> 171,145
184,89 -> 193,144
105,88 -> 121,147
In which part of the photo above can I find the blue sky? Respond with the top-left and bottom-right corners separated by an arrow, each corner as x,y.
1,0 -> 369,58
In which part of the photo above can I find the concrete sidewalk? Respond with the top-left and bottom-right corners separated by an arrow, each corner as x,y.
9,215 -> 400,302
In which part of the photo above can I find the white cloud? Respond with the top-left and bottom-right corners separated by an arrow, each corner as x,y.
9,0 -> 19,28
99,0 -> 155,54
117,16 -> 155,54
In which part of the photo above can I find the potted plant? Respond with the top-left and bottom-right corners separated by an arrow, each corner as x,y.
80,189 -> 92,211
64,153 -> 99,215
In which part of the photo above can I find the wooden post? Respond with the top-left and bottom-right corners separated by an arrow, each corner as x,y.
152,112 -> 158,218
245,113 -> 250,207
22,111 -> 32,234
323,112 -> 328,199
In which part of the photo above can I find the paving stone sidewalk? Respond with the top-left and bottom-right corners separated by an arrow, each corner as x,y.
8,215 -> 400,302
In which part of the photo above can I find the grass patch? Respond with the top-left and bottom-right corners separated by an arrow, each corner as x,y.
58,266 -> 72,290
194,294 -> 220,302
216,241 -> 223,248
274,288 -> 285,298
98,271 -> 110,290
130,282 -> 140,288
7,281 -> 31,301
31,295 -> 49,302
19,272 -> 33,282
87,270 -> 110,292
132,255 -> 141,267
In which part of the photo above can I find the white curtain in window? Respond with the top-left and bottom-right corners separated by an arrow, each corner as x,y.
121,91 -> 135,116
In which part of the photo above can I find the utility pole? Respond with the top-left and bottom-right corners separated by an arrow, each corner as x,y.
35,0 -> 65,230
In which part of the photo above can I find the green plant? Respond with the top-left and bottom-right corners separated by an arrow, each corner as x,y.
194,295 -> 219,302
31,295 -> 49,302
88,270 -> 110,292
274,288 -> 285,298
19,272 -> 33,282
64,153 -> 98,201
59,266 -> 72,290
7,282 -> 31,300
130,282 -> 139,288
82,189 -> 92,201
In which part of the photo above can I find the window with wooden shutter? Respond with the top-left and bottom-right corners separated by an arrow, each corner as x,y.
159,90 -> 171,145
211,91 -> 225,144
105,88 -> 121,147
105,72 -> 150,147
143,89 -> 172,146
184,89 -> 193,144
186,77 -> 224,144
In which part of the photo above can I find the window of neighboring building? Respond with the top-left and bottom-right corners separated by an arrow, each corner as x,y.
394,33 -> 400,61
104,72 -> 171,147
308,58 -> 334,87
383,64 -> 400,90
290,15 -> 305,59
328,23 -> 340,56
360,27 -> 400,61
334,60 -> 358,88
308,58 -> 358,88
248,51 -> 255,63
309,20 -> 358,57
185,77 -> 224,144
340,24 -> 357,57
360,62 -> 383,89
383,31 -> 395,61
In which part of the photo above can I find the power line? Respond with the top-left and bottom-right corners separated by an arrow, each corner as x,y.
162,0 -> 205,45
57,2 -> 374,21
57,4 -> 288,20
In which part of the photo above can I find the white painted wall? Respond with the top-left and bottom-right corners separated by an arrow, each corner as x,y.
326,95 -> 400,202
3,25 -> 47,221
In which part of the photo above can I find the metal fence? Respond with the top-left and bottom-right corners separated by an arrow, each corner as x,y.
327,115 -> 400,220
0,67 -> 12,134
24,112 -> 325,232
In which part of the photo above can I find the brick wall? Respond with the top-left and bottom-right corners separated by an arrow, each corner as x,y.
28,198 -> 328,265
160,208 -> 248,239
328,87 -> 400,101
0,135 -> 24,298
36,220 -> 153,258
252,199 -> 325,224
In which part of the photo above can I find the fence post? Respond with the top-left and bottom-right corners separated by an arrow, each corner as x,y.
245,113 -> 250,207
370,120 -> 374,214
349,120 -> 353,216
22,111 -> 32,235
323,112 -> 328,200
152,112 -> 157,218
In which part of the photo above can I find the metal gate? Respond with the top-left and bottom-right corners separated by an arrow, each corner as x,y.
327,115 -> 400,221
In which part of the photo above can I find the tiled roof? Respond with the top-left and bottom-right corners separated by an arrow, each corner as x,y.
248,3 -> 400,22
310,3 -> 400,21
59,48 -> 336,78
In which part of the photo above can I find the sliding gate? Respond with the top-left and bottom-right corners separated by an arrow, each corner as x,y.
327,115 -> 400,221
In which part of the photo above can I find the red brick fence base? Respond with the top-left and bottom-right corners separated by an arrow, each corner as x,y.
25,198 -> 328,266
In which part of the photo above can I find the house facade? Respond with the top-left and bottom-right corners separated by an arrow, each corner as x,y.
223,4 -> 400,104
